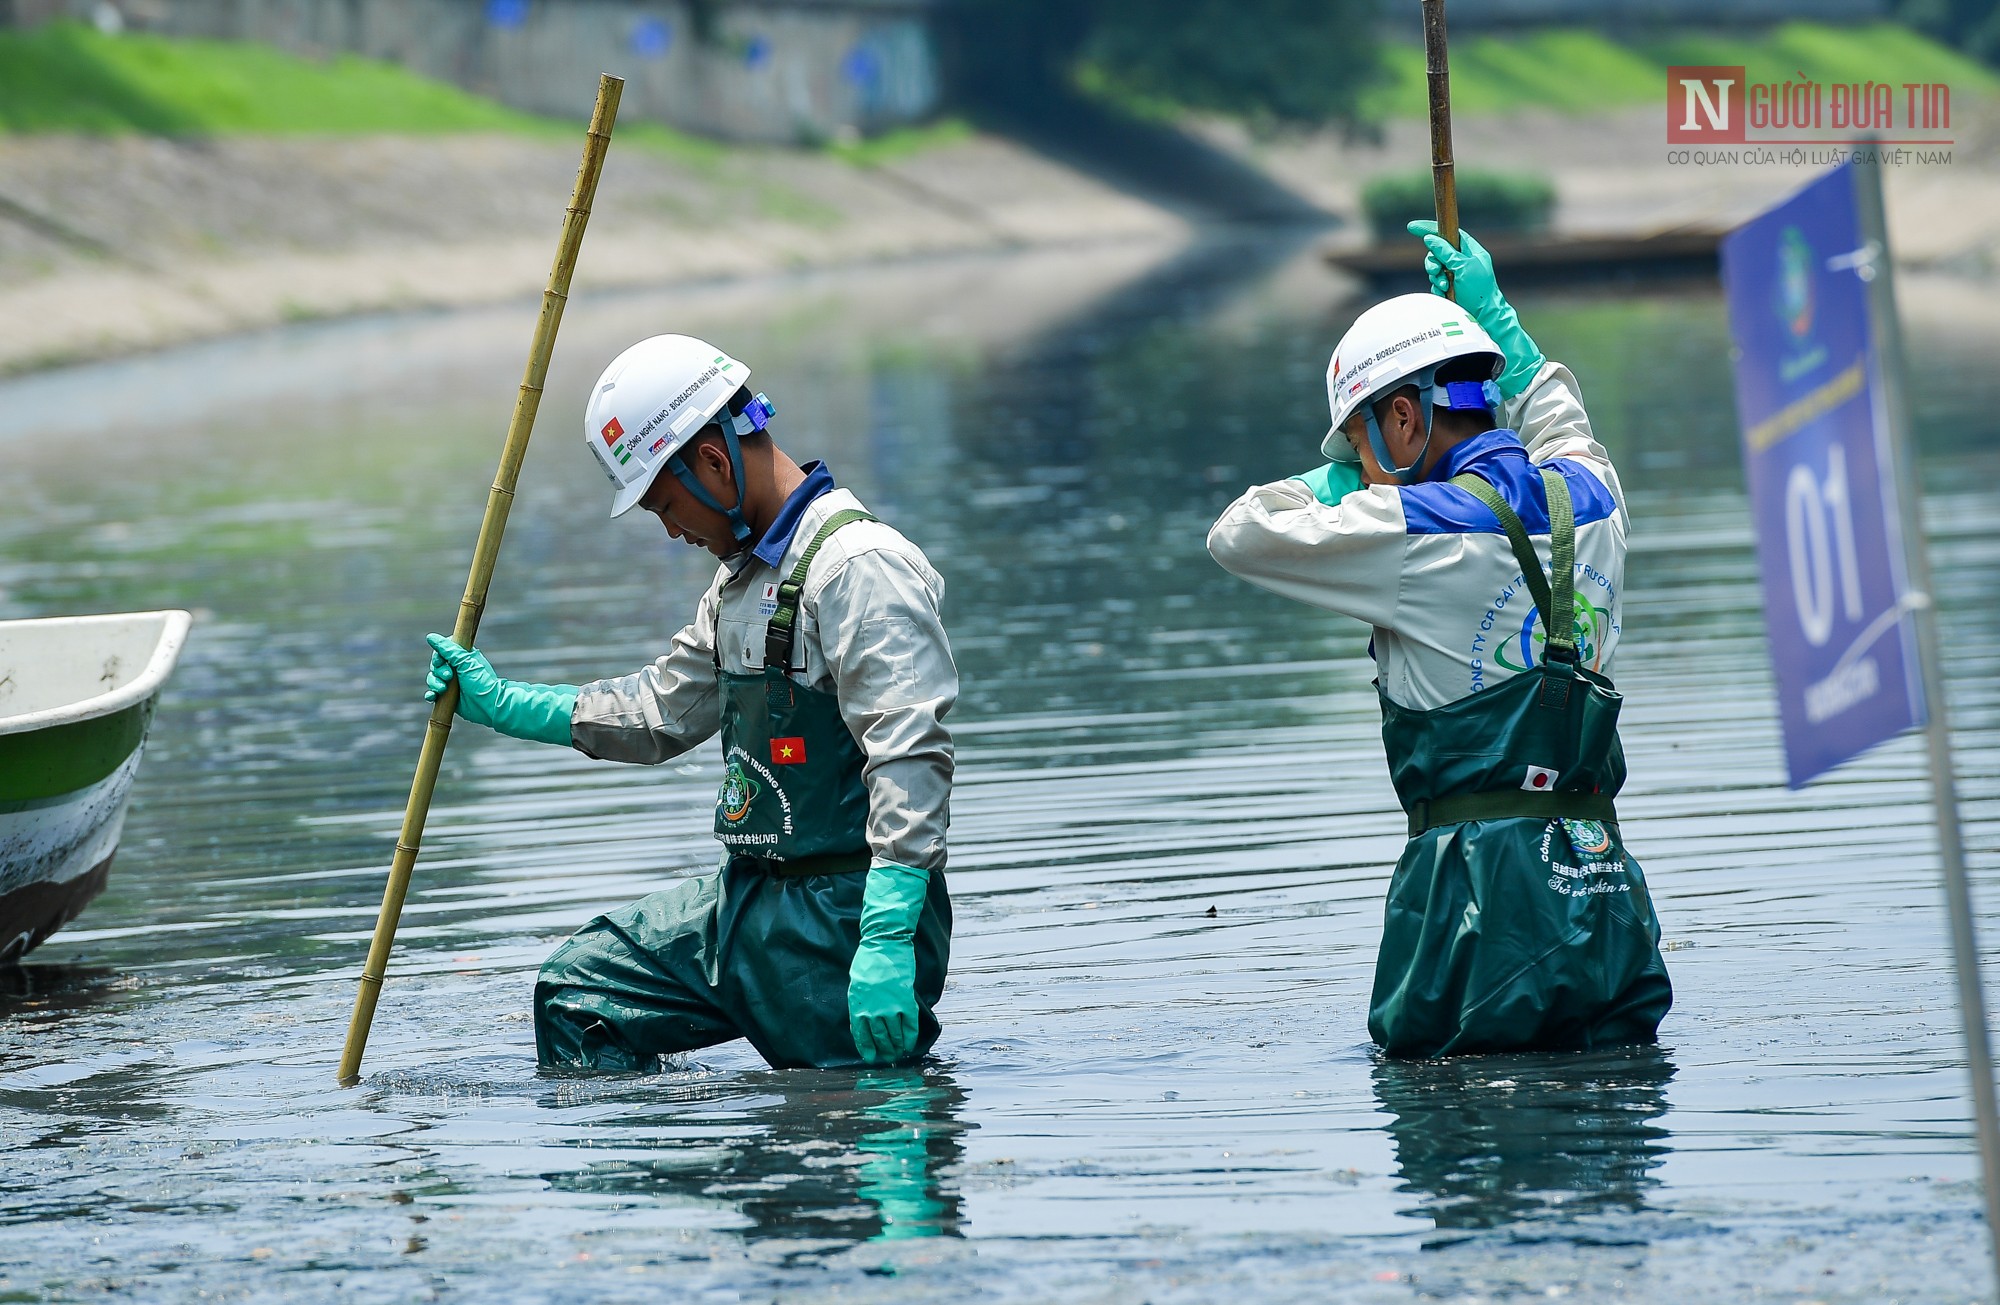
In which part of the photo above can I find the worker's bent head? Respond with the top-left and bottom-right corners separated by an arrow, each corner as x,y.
584,335 -> 783,556
635,399 -> 779,557
1323,294 -> 1504,485
1341,354 -> 1500,486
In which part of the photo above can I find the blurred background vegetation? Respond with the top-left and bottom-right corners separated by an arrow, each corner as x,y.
1,1 -> 1997,141
1897,0 -> 2000,65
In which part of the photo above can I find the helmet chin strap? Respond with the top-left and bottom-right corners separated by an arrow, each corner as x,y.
1363,371 -> 1439,486
662,392 -> 776,546
1360,368 -> 1501,485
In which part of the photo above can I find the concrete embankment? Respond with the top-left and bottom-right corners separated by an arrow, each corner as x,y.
1200,104 -> 2000,269
16,95 -> 1999,379
0,128 -> 1191,374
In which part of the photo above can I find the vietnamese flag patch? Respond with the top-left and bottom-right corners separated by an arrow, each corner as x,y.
600,416 -> 624,446
770,737 -> 807,765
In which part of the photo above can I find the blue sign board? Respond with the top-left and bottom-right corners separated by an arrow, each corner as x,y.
1721,160 -> 1926,787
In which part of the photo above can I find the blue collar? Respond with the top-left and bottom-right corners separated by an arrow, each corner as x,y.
751,461 -> 838,569
1427,428 -> 1528,483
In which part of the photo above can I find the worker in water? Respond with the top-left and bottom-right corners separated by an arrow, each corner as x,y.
423,334 -> 955,1071
1206,224 -> 1671,1056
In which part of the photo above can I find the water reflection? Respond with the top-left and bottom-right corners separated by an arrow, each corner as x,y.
1373,1046 -> 1675,1235
544,1068 -> 967,1247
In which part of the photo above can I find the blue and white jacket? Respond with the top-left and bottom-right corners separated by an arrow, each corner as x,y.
1207,362 -> 1625,712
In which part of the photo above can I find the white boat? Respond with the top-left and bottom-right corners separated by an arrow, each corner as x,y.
0,611 -> 191,964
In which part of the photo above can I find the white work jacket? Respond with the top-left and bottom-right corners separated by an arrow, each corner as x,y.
1207,362 -> 1628,712
571,487 -> 956,873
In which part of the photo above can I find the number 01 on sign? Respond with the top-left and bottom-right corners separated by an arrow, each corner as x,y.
1722,151 -> 2000,1289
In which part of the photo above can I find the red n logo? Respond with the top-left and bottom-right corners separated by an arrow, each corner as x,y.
1667,66 -> 1745,143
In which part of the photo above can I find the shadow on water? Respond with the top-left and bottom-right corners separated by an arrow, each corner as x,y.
543,1067 -> 969,1250
0,964 -> 120,1026
1373,1044 -> 1676,1242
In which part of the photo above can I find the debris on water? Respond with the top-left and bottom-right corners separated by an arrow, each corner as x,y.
1205,905 -> 1217,917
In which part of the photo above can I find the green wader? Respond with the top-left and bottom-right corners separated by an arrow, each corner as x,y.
1367,468 -> 1672,1058
535,510 -> 951,1071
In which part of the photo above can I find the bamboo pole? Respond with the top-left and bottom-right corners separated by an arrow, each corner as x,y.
337,74 -> 624,1086
1421,0 -> 1459,300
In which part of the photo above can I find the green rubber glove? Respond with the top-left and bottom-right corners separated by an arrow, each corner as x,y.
1292,461 -> 1365,506
424,633 -> 578,747
1407,219 -> 1546,401
849,863 -> 930,1065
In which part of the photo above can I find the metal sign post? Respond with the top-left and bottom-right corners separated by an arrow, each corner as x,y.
1721,152 -> 2000,1287
1852,147 -> 2000,1275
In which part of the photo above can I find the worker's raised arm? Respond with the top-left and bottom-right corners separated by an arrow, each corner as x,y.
570,582 -> 724,763
1412,220 -> 1626,516
1500,362 -> 1626,515
1206,477 -> 1406,629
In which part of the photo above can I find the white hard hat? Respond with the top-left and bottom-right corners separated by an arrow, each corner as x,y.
585,334 -> 752,518
1322,294 -> 1504,462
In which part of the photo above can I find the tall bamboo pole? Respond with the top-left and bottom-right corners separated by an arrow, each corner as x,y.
337,74 -> 624,1086
1421,0 -> 1459,300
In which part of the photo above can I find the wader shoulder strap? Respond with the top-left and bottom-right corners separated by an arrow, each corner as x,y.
764,508 -> 878,671
1448,466 -> 1578,664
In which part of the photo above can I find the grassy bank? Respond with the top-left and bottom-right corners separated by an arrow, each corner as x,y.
1364,21 -> 1996,118
0,21 -> 561,134
0,20 -> 974,170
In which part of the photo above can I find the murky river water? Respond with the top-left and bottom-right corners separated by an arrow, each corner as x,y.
1,235 -> 1997,1302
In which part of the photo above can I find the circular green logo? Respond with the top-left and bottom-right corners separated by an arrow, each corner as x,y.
718,761 -> 759,824
1561,819 -> 1613,856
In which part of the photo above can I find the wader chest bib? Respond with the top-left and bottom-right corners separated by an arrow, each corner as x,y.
533,508 -> 950,1071
715,509 -> 874,873
1367,467 -> 1671,1057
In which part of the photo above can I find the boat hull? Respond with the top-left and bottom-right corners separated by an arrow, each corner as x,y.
0,706 -> 151,965
0,854 -> 114,966
0,610 -> 189,966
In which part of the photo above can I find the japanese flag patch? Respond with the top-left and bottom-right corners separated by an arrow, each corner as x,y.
1522,765 -> 1560,792
758,581 -> 779,617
